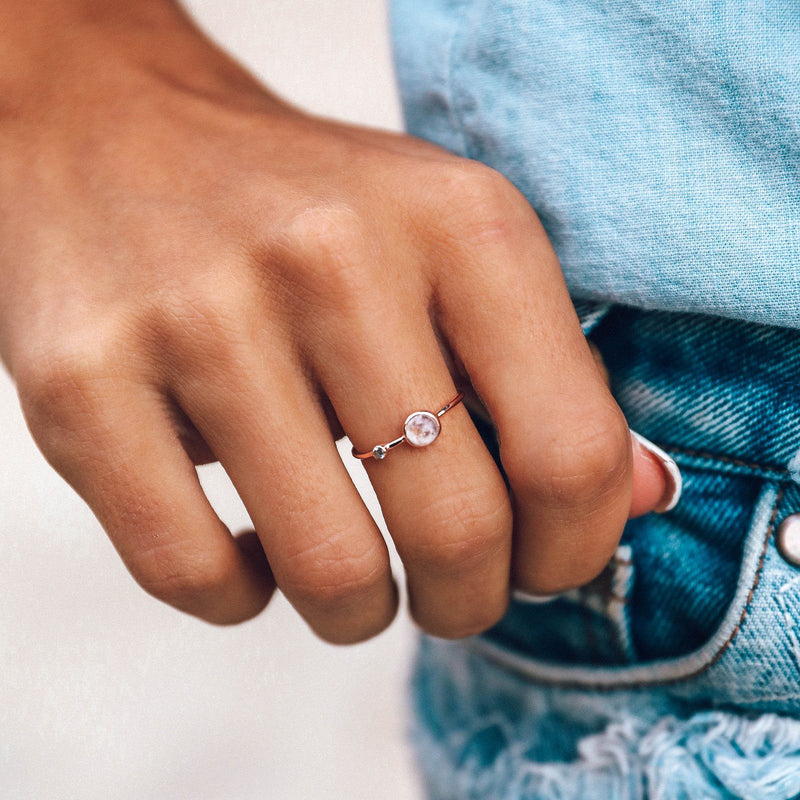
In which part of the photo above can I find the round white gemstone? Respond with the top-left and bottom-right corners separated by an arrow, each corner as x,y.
372,445 -> 388,460
404,411 -> 441,447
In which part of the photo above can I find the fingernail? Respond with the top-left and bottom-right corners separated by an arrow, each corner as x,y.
512,589 -> 559,604
630,430 -> 683,513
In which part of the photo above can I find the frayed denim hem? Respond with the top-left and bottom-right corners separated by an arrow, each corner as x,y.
414,708 -> 800,800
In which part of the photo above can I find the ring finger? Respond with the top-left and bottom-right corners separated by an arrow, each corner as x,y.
308,287 -> 513,638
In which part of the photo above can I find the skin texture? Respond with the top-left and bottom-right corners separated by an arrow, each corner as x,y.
0,0 -> 669,642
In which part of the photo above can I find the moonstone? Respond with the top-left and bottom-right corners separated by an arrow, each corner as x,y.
404,411 -> 441,447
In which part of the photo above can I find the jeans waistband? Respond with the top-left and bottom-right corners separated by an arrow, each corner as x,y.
589,303 -> 800,483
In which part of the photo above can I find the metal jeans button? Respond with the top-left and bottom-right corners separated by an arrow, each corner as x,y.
776,513 -> 800,567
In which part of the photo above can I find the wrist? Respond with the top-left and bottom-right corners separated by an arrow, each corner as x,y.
0,1 -> 186,100
0,1 -> 290,125
1,1 -> 185,63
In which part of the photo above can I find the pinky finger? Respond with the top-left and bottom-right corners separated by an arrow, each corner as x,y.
22,379 -> 275,625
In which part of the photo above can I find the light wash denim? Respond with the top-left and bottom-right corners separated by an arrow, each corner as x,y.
390,3 -> 800,795
391,0 -> 800,330
411,302 -> 800,799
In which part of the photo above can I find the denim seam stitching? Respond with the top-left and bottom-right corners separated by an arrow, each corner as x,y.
775,574 -> 800,676
685,484 -> 785,678
442,0 -> 471,158
665,444 -> 791,478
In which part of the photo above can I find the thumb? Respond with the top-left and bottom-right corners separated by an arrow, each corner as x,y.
588,342 -> 682,518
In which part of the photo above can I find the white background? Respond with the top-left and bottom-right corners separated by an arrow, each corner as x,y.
0,2 -> 422,798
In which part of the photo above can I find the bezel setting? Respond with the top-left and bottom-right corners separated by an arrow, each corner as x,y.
403,410 -> 441,448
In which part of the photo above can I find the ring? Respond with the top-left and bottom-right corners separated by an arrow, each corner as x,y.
351,392 -> 465,461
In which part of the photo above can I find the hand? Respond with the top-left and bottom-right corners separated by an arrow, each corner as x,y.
0,4 -> 677,641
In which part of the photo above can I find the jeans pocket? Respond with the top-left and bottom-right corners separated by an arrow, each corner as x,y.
467,300 -> 800,710
471,465 -> 788,696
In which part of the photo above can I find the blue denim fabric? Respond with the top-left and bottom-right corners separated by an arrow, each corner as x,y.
411,302 -> 800,799
390,0 -> 800,330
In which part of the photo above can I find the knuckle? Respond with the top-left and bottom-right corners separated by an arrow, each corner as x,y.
280,534 -> 387,609
18,340 -> 108,412
134,543 -> 238,607
433,162 -> 528,246
505,409 -> 631,508
405,486 -> 511,574
280,204 -> 373,304
15,330 -> 125,458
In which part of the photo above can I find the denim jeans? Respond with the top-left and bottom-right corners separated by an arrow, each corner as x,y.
411,300 -> 800,799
